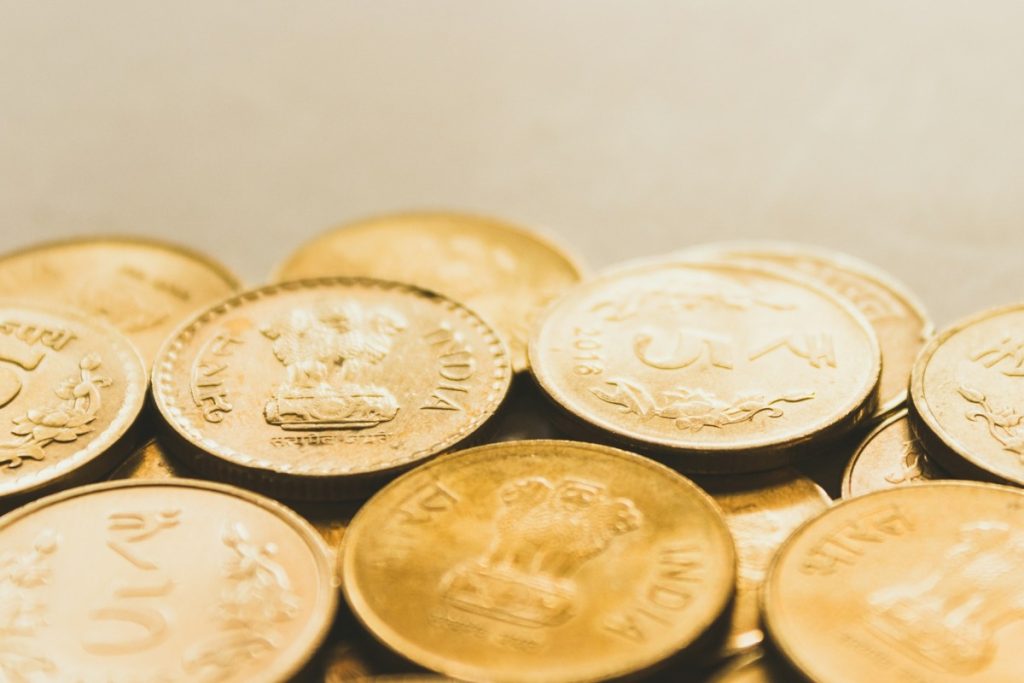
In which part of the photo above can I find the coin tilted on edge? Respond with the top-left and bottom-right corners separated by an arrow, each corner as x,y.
152,278 -> 512,500
0,479 -> 336,682
530,261 -> 881,472
764,482 -> 1024,683
842,409 -> 943,498
0,305 -> 146,504
271,211 -> 585,372
697,470 -> 829,653
0,237 -> 242,366
677,242 -> 933,417
909,303 -> 1024,487
341,440 -> 736,683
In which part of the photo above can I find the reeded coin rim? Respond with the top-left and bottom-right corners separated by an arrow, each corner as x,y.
761,480 -> 1024,683
908,302 -> 1024,487
528,260 -> 882,470
0,477 -> 338,683
150,277 -> 512,497
340,438 -> 737,683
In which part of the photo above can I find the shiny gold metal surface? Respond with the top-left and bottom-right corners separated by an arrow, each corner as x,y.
909,303 -> 1024,486
0,478 -> 337,681
109,438 -> 192,480
842,409 -> 943,498
707,652 -> 797,683
530,260 -> 880,472
0,237 -> 242,366
677,242 -> 933,417
151,278 -> 511,500
764,482 -> 1024,683
272,211 -> 585,373
698,470 -> 829,654
0,305 -> 146,504
341,440 -> 735,683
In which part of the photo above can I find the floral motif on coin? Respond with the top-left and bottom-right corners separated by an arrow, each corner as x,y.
0,531 -> 59,679
958,386 -> 1024,458
0,354 -> 110,470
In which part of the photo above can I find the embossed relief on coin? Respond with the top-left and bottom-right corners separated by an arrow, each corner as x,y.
843,411 -> 942,498
531,263 -> 879,468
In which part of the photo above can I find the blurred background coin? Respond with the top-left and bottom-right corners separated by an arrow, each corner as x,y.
272,211 -> 585,373
0,237 -> 242,366
341,440 -> 735,683
842,409 -> 944,498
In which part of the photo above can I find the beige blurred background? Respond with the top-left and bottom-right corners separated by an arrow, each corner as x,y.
1,1 -> 1021,326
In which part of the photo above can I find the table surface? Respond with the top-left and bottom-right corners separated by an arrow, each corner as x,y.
2,1 -> 1022,327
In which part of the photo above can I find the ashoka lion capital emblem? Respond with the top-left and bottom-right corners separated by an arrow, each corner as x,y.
442,477 -> 642,628
261,302 -> 406,430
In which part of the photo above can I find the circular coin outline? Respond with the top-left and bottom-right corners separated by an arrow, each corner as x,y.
840,408 -> 942,498
340,439 -> 737,683
0,477 -> 339,683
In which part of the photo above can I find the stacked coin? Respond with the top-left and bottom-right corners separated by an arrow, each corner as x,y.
0,218 -> 1019,682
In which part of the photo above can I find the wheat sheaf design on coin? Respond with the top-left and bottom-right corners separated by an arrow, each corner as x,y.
260,301 -> 408,431
442,477 -> 642,628
863,521 -> 1024,674
0,531 -> 59,679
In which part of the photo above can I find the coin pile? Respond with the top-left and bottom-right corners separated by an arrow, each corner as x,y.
0,216 -> 1020,683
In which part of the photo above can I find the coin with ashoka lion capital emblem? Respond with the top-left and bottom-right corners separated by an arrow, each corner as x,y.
530,261 -> 881,473
151,278 -> 511,500
340,440 -> 735,683
764,482 -> 1024,683
0,479 -> 336,682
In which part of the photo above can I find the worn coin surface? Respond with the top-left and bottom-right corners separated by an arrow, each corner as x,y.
764,482 -> 1024,683
910,303 -> 1024,486
152,278 -> 511,499
530,261 -> 880,472
341,440 -> 736,683
698,470 -> 829,653
0,237 -> 241,365
842,409 -> 943,498
0,305 -> 146,504
272,211 -> 585,372
677,242 -> 932,416
0,478 -> 336,682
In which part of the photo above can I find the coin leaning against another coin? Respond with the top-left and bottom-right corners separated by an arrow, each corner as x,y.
341,439 -> 736,683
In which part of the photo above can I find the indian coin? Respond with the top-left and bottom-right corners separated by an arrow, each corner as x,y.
677,242 -> 932,416
763,482 -> 1024,683
341,440 -> 736,683
697,470 -> 829,654
909,303 -> 1024,486
0,305 -> 146,505
0,237 -> 242,365
706,652 -> 797,683
272,211 -> 585,372
530,261 -> 880,472
842,409 -> 943,498
0,478 -> 337,682
152,278 -> 511,500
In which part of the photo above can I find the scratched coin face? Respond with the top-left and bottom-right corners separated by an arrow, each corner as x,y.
272,212 -> 585,372
0,237 -> 242,366
0,479 -> 336,682
341,440 -> 735,683
765,483 -> 1024,683
698,470 -> 829,653
152,279 -> 511,500
842,410 -> 943,498
530,261 -> 880,472
0,305 -> 146,503
678,243 -> 932,416
910,304 -> 1024,487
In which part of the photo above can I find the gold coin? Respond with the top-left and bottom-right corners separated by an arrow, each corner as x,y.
0,237 -> 242,366
697,470 -> 829,654
842,409 -> 943,498
910,303 -> 1024,486
707,652 -> 797,683
764,481 -> 1024,683
341,440 -> 735,683
0,305 -> 146,505
676,242 -> 932,416
272,211 -> 585,372
0,478 -> 337,681
530,261 -> 880,472
152,278 -> 511,499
